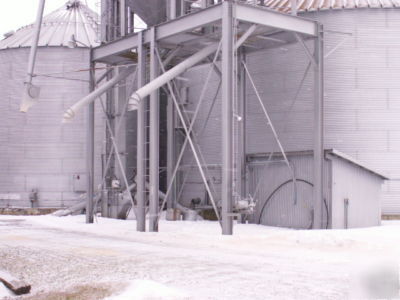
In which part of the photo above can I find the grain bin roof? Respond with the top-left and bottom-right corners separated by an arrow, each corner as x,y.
0,0 -> 99,50
244,0 -> 400,12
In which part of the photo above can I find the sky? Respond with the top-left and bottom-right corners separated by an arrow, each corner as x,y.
0,0 -> 99,37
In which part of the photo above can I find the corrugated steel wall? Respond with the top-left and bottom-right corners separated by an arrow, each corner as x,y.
248,153 -> 330,229
180,39 -> 316,209
181,8 -> 400,216
0,47 -> 104,208
329,155 -> 382,228
304,9 -> 400,215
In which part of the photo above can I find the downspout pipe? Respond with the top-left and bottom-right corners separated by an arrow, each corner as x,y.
62,24 -> 257,120
128,24 -> 257,110
128,42 -> 219,110
62,66 -> 135,122
20,0 -> 46,112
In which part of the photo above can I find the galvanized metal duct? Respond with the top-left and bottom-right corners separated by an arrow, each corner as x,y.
62,66 -> 135,122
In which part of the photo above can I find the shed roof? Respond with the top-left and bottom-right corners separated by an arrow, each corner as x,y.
0,0 -> 99,50
247,149 -> 389,180
326,149 -> 389,180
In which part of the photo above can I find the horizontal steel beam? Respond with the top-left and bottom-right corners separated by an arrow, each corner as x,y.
92,4 -> 222,62
92,2 -> 317,63
235,3 -> 317,37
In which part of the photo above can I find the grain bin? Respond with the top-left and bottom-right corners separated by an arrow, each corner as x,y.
262,1 -> 400,216
0,1 -> 103,208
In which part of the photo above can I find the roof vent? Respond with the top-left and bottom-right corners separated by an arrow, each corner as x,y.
66,0 -> 81,10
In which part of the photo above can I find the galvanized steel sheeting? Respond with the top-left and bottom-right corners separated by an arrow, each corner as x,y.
0,1 -> 99,49
0,2 -> 103,208
330,154 -> 382,228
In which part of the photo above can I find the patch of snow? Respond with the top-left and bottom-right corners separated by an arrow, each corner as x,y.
1,214 -> 400,299
105,280 -> 188,300
0,282 -> 14,298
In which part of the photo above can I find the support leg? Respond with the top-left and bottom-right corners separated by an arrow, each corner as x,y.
137,31 -> 146,232
166,98 -> 175,209
86,59 -> 95,224
221,1 -> 234,235
149,28 -> 160,232
313,24 -> 324,229
238,49 -> 247,223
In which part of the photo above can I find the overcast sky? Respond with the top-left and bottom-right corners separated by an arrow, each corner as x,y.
0,0 -> 98,37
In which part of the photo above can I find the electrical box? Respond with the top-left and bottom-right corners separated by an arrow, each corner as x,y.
72,174 -> 87,192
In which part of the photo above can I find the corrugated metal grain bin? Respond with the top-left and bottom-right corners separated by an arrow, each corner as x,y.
248,150 -> 387,229
0,1 -> 103,208
257,0 -> 400,214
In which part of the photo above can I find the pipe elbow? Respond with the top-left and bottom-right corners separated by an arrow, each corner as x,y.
128,93 -> 141,111
62,108 -> 75,123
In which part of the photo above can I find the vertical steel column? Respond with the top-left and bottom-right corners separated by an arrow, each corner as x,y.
169,0 -> 177,19
149,28 -> 159,232
86,56 -> 95,224
221,0 -> 234,235
313,24 -> 324,229
166,98 -> 175,209
238,49 -> 247,213
136,31 -> 146,232
120,0 -> 126,36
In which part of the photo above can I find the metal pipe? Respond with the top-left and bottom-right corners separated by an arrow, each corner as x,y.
221,0 -> 234,235
86,59 -> 95,224
20,0 -> 46,112
238,49 -> 247,210
149,28 -> 159,232
136,31 -> 146,232
128,43 -> 219,109
25,0 -> 45,85
163,46 -> 182,67
313,24 -> 324,229
166,96 -> 175,209
169,0 -> 177,19
63,66 -> 135,122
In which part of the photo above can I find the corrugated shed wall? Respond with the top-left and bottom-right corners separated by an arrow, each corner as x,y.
330,155 -> 382,228
248,153 -> 330,229
0,47 -> 104,208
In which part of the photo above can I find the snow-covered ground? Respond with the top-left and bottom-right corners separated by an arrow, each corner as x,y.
0,215 -> 399,299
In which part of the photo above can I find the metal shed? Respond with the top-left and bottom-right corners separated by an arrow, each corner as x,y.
248,149 -> 387,229
0,1 -> 103,208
